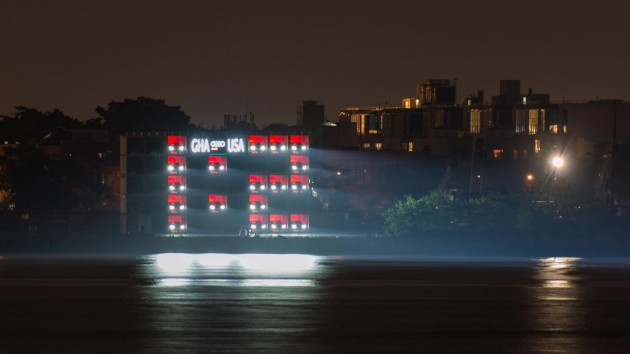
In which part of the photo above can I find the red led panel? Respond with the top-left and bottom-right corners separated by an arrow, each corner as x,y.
249,175 -> 268,192
208,194 -> 227,212
269,135 -> 288,153
290,214 -> 309,231
290,175 -> 309,192
167,175 -> 186,192
248,135 -> 268,154
249,194 -> 268,212
167,136 -> 186,153
168,214 -> 187,233
290,155 -> 309,173
269,214 -> 288,231
290,135 -> 308,152
167,155 -> 186,173
208,155 -> 227,173
249,214 -> 268,230
167,194 -> 187,212
269,175 -> 288,193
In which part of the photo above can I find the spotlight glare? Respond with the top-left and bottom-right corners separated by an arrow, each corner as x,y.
552,156 -> 564,168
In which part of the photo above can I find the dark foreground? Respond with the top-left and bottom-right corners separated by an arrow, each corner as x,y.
2,254 -> 630,353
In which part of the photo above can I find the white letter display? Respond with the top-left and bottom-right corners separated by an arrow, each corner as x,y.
227,138 -> 245,153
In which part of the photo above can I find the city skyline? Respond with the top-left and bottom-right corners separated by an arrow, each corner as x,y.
2,0 -> 629,127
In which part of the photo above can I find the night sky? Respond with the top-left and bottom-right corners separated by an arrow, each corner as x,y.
1,0 -> 629,127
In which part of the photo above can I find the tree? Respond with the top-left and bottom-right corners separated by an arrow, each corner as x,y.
1,147 -> 104,211
96,97 -> 192,136
0,107 -> 82,143
382,189 -> 458,237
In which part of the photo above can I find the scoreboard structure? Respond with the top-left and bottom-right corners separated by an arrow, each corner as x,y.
165,133 -> 310,235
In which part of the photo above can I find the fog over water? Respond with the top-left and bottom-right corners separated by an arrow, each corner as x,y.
2,254 -> 630,353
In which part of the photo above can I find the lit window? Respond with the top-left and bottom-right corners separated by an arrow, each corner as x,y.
528,109 -> 539,135
362,143 -> 370,149
408,142 -> 413,152
493,149 -> 504,159
375,143 -> 382,151
470,109 -> 481,134
534,139 -> 541,154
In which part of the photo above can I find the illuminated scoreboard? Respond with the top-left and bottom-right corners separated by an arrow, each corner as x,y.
166,134 -> 310,235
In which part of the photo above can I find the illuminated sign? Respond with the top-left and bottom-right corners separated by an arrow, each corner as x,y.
190,138 -> 210,153
190,138 -> 245,154
227,138 -> 245,153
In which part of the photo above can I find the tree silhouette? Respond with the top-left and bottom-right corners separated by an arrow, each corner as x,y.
0,107 -> 82,143
96,97 -> 192,136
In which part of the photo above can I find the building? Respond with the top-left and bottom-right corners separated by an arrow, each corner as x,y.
297,100 -> 325,132
120,131 -> 312,235
319,80 -> 630,200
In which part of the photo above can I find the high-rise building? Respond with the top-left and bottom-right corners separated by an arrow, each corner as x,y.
417,79 -> 457,106
297,100 -> 325,132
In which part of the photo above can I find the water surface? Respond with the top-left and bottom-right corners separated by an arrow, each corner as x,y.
2,254 -> 630,353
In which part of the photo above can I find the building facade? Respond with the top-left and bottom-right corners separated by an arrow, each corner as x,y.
319,80 -> 630,200
121,132 -> 311,235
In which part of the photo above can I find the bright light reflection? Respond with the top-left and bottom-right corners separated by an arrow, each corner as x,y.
154,253 -> 320,276
538,257 -> 581,270
543,280 -> 572,288
157,278 -> 315,287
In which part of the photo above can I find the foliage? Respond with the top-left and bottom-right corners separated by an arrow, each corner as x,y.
1,148 -> 105,211
96,97 -> 192,136
382,190 -> 458,237
0,107 -> 83,142
380,189 -> 621,238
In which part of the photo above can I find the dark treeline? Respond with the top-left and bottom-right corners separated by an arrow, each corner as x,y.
0,97 -> 193,143
381,189 -> 630,254
0,97 -> 193,213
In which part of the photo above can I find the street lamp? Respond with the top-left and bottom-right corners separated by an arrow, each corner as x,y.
551,156 -> 564,169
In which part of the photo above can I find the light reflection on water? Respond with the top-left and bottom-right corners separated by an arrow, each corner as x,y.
146,253 -> 323,288
151,253 -> 321,278
139,253 -> 324,352
531,257 -> 584,351
157,278 -> 316,287
4,254 -> 630,353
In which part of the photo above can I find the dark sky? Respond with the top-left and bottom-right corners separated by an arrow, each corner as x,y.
1,0 -> 629,127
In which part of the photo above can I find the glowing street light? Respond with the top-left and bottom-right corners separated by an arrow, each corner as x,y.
551,156 -> 564,168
